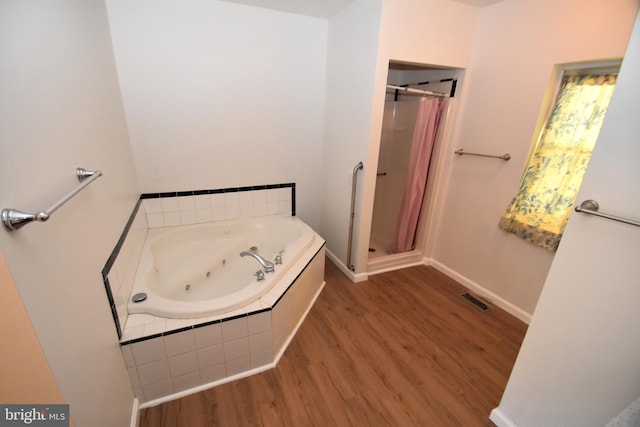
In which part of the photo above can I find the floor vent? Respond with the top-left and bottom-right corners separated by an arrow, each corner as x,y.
461,293 -> 491,312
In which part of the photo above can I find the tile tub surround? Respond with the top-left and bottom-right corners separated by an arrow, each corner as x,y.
122,246 -> 326,405
102,183 -> 296,339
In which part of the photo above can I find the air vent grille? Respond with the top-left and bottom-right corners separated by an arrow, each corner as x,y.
461,293 -> 491,311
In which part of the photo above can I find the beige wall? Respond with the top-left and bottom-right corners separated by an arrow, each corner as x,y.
0,251 -> 66,406
493,10 -> 640,425
430,0 -> 638,318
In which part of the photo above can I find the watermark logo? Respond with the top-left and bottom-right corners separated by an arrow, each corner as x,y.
0,405 -> 68,426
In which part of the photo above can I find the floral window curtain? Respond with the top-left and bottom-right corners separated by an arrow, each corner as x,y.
498,73 -> 617,251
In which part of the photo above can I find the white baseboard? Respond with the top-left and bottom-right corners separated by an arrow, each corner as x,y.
490,407 -> 518,427
325,249 -> 368,282
429,259 -> 532,324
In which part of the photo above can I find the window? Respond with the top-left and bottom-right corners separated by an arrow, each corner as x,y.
498,68 -> 618,251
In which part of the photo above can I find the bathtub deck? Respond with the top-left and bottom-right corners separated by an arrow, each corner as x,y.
138,257 -> 527,427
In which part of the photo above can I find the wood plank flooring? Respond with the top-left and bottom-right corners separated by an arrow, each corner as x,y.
139,258 -> 527,427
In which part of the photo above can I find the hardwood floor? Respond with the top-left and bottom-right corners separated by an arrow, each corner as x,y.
139,258 -> 527,426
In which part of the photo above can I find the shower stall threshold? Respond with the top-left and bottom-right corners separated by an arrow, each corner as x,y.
367,250 -> 426,276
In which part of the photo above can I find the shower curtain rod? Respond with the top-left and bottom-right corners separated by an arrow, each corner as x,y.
386,84 -> 447,98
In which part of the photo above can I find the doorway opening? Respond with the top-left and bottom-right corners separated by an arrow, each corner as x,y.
368,61 -> 462,274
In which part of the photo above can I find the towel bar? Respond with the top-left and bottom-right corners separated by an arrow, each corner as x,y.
2,167 -> 102,232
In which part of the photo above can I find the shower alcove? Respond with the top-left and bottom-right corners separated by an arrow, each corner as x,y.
367,61 -> 463,275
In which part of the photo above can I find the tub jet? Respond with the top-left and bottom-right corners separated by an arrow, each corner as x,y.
185,284 -> 191,291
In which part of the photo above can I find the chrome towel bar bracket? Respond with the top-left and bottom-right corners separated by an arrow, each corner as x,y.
575,200 -> 640,228
2,167 -> 103,232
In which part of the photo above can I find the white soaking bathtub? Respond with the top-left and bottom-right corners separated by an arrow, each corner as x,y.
128,215 -> 315,318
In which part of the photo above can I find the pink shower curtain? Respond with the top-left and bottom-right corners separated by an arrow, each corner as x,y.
388,97 -> 445,253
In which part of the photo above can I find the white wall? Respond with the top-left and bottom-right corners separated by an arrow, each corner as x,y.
492,10 -> 640,426
106,0 -> 328,230
0,1 -> 139,425
320,0 -> 383,269
431,0 -> 638,316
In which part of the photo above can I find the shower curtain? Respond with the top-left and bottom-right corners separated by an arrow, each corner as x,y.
388,97 -> 445,253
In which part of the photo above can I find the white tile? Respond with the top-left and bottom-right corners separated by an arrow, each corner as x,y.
194,195 -> 210,210
178,196 -> 196,212
248,311 -> 271,335
121,324 -> 145,343
223,338 -> 250,360
225,205 -> 240,220
138,358 -> 170,385
224,192 -> 239,206
144,198 -> 163,214
133,387 -> 145,402
163,212 -> 181,227
121,345 -> 135,368
197,345 -> 225,369
272,292 -> 292,352
249,331 -> 272,354
226,357 -> 250,376
194,323 -> 223,348
126,314 -> 156,327
131,338 -> 166,365
161,197 -> 179,212
180,210 -> 197,225
252,190 -> 267,204
143,379 -> 173,401
210,193 -> 225,208
267,201 -> 280,215
279,188 -> 291,201
221,317 -> 248,341
165,318 -> 188,332
172,371 -> 201,393
266,189 -> 280,202
240,300 -> 265,315
116,307 -> 129,339
127,367 -> 141,389
164,330 -> 195,357
239,204 -> 253,218
253,202 -> 267,216
196,208 -> 212,223
211,207 -> 226,221
259,292 -> 279,307
143,319 -> 167,336
200,364 -> 226,384
250,349 -> 273,369
238,191 -> 253,205
279,200 -> 291,215
147,213 -> 165,228
168,352 -> 198,377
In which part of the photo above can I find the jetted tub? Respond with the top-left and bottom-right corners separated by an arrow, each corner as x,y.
128,215 -> 315,318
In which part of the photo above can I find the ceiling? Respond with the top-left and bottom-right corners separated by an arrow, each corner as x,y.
220,0 -> 506,18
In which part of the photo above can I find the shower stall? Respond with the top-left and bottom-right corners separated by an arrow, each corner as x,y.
368,62 -> 460,273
